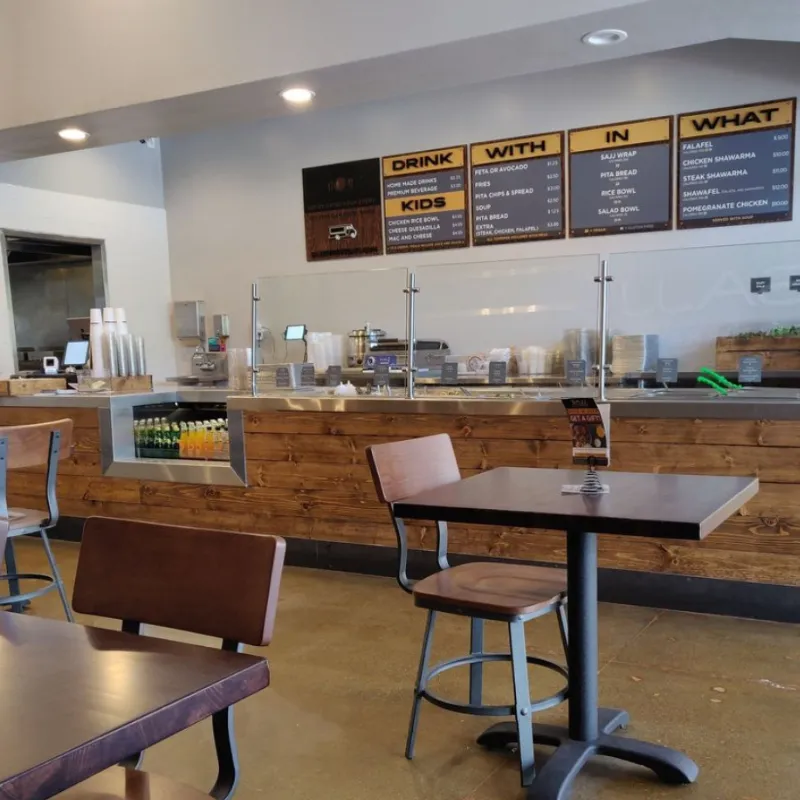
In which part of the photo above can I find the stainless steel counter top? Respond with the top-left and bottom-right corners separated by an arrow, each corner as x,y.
0,388 -> 232,409
228,388 -> 800,420
3,387 -> 800,420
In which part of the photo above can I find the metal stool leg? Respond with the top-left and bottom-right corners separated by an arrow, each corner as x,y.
406,609 -> 437,760
469,616 -> 484,705
3,539 -> 24,613
39,529 -> 74,622
509,619 -> 535,787
557,598 -> 569,658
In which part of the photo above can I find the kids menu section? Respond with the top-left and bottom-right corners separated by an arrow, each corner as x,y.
302,97 -> 796,260
383,146 -> 469,254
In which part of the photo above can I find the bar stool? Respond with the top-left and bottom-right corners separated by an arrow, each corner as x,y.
0,419 -> 75,620
367,433 -> 569,787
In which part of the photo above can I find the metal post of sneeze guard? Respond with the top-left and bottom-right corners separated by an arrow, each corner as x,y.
594,259 -> 612,402
404,272 -> 419,399
250,282 -> 260,396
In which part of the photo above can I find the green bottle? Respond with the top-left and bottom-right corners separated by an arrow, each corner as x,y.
170,422 -> 181,459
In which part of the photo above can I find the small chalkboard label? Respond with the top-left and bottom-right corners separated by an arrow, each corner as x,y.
566,359 -> 587,385
750,277 -> 771,294
373,363 -> 390,387
738,355 -> 763,384
300,363 -> 316,387
791,275 -> 800,292
325,365 -> 342,386
656,358 -> 679,383
488,361 -> 507,384
441,362 -> 459,385
275,366 -> 291,388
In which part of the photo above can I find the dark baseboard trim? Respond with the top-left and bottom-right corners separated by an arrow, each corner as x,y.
51,517 -> 800,623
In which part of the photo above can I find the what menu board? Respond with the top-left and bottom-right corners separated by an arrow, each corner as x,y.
383,145 -> 469,253
569,116 -> 673,237
678,98 -> 796,229
470,132 -> 565,245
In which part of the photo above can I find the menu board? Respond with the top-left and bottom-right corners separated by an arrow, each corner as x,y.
678,98 -> 796,229
302,158 -> 384,261
470,132 -> 565,245
569,116 -> 673,237
383,145 -> 468,253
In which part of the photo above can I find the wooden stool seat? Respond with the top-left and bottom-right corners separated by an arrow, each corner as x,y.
413,561 -> 567,619
8,507 -> 49,534
57,767 -> 209,799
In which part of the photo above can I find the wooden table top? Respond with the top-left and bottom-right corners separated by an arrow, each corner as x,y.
393,467 -> 759,540
0,613 -> 268,800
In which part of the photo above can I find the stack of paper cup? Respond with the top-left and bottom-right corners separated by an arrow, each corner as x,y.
89,308 -> 107,377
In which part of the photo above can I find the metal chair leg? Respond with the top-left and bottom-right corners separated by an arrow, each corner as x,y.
3,539 -> 23,613
557,598 -> 569,659
509,619 -> 535,787
406,610 -> 437,760
39,529 -> 74,622
469,616 -> 484,706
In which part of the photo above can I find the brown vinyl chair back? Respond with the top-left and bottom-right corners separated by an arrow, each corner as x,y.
73,517 -> 286,647
366,433 -> 461,592
0,418 -> 73,525
367,433 -> 460,504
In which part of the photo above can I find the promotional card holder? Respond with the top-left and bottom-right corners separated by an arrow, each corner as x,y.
561,398 -> 611,494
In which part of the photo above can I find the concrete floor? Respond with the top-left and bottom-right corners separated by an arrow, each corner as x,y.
9,537 -> 800,800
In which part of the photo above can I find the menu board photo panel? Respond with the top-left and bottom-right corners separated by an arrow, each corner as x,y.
470,132 -> 565,245
302,158 -> 384,261
678,98 -> 796,229
569,116 -> 673,237
383,145 -> 469,253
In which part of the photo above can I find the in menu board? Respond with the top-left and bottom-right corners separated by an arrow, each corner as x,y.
470,132 -> 565,245
569,116 -> 673,237
678,98 -> 796,229
302,159 -> 384,261
383,146 -> 469,253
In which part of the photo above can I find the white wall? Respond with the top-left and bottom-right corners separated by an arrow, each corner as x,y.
0,141 -> 165,207
161,40 -> 800,370
0,184 -> 175,380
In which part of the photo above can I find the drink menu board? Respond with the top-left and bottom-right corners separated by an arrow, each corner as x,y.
678,98 -> 796,229
470,132 -> 565,244
569,116 -> 673,237
383,146 -> 469,253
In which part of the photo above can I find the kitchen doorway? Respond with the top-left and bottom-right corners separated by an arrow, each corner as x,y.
1,232 -> 106,372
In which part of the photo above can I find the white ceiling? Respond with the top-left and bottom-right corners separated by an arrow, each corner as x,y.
0,0 -> 798,161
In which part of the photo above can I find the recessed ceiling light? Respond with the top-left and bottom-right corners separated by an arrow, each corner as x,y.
58,127 -> 90,142
280,87 -> 315,105
581,29 -> 628,46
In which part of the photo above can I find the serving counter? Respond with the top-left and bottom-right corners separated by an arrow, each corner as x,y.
3,387 -> 800,619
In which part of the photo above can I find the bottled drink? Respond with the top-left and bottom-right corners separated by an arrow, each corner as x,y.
133,420 -> 141,458
170,422 -> 181,459
186,422 -> 197,459
179,421 -> 188,458
144,418 -> 154,458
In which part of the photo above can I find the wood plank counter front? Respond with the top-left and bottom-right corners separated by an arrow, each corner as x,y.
3,398 -> 800,588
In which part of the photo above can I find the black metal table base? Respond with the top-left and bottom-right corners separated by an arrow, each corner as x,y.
478,705 -> 698,798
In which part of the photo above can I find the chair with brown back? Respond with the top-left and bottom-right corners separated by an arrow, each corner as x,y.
57,517 -> 286,800
367,433 -> 569,788
0,418 -> 75,619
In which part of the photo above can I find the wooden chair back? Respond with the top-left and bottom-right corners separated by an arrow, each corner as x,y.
73,518 -> 286,647
0,419 -> 73,469
366,433 -> 461,505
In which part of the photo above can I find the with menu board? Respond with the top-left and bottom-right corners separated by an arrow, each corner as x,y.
470,132 -> 565,244
569,116 -> 673,237
678,98 -> 796,229
383,145 -> 469,253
